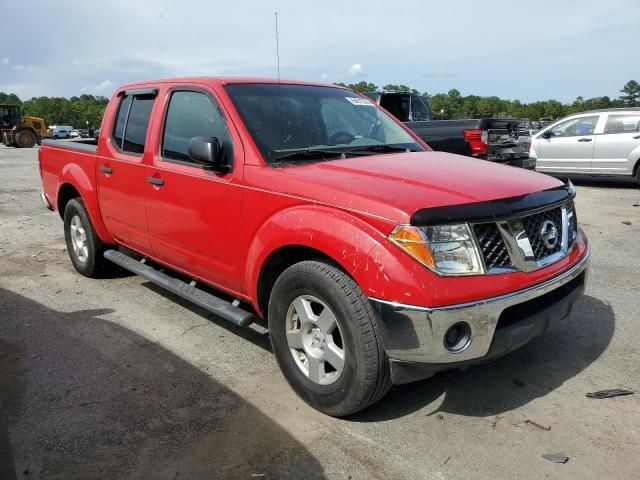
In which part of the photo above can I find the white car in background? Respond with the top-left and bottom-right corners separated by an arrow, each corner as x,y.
70,129 -> 80,138
531,108 -> 640,184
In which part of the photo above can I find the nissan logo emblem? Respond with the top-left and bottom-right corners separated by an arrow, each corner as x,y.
540,220 -> 559,249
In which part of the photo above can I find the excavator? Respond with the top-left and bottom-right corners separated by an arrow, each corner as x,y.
0,103 -> 50,148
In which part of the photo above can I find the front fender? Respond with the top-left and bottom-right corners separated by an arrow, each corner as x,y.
245,205 -> 399,311
57,164 -> 115,244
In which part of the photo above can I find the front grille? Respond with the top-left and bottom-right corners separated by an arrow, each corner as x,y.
472,223 -> 512,269
470,201 -> 575,273
521,207 -> 563,259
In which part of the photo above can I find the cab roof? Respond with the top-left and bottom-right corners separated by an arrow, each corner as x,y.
116,76 -> 347,91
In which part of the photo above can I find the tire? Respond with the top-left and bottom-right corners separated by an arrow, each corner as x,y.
63,198 -> 110,277
15,130 -> 36,148
635,163 -> 640,187
268,260 -> 391,417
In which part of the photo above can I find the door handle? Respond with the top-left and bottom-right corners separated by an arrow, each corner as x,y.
147,176 -> 165,186
577,138 -> 593,142
99,165 -> 113,174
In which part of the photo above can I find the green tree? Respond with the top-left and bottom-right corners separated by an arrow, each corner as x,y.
0,92 -> 22,105
619,80 -> 640,106
334,81 -> 378,93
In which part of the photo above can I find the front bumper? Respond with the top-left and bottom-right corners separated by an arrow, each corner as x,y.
370,248 -> 590,384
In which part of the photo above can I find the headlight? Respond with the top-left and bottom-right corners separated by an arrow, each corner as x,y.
389,224 -> 483,276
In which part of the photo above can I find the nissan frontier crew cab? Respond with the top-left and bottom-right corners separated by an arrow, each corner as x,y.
39,77 -> 590,417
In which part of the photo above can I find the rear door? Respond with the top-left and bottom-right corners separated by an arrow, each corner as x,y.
592,113 -> 640,175
144,86 -> 244,292
536,114 -> 602,174
96,89 -> 157,253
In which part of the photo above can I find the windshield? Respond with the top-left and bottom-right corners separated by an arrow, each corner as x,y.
225,84 -> 424,164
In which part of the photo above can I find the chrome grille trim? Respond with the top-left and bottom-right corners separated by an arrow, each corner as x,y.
472,201 -> 575,274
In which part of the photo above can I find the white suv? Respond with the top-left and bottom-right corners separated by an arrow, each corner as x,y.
531,108 -> 640,184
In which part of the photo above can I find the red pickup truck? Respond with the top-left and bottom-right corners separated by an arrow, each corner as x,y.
39,77 -> 590,416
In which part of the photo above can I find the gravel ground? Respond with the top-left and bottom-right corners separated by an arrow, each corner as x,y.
1,145 -> 639,480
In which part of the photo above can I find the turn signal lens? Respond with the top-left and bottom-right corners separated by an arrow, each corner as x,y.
388,226 -> 435,269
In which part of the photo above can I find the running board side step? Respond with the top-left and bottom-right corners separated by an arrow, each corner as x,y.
104,250 -> 255,327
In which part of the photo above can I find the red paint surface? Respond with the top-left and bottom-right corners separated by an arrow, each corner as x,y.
40,76 -> 588,315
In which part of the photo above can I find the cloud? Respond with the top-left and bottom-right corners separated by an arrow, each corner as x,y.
347,63 -> 365,77
1,57 -> 9,66
12,65 -> 25,71
81,80 -> 115,95
320,73 -> 329,80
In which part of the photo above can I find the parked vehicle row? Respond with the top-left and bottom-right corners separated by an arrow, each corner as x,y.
39,76 -> 590,416
532,108 -> 640,183
365,91 -> 535,169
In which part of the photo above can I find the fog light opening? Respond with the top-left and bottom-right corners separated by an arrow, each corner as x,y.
444,322 -> 472,353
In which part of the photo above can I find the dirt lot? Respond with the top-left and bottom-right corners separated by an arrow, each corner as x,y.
1,145 -> 639,480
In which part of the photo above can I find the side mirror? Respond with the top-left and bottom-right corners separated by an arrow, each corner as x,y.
187,136 -> 230,172
541,130 -> 552,139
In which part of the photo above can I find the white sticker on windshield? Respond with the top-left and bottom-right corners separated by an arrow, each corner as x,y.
345,97 -> 374,106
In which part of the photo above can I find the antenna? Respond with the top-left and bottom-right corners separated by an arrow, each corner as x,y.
275,12 -> 284,162
275,12 -> 281,81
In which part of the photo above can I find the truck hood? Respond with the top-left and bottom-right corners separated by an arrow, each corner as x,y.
273,151 -> 562,224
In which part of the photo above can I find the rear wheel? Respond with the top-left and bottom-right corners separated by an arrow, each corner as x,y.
15,130 -> 36,148
63,198 -> 111,277
268,260 -> 391,417
635,162 -> 640,186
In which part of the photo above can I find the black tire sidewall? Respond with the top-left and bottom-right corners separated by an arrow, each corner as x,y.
268,263 -> 376,415
15,130 -> 36,148
63,198 -> 101,277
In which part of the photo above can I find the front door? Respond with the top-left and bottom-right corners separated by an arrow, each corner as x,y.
96,91 -> 157,253
536,114 -> 601,174
144,87 -> 244,293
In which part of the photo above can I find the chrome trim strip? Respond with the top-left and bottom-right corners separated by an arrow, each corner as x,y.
40,192 -> 53,211
371,246 -> 590,314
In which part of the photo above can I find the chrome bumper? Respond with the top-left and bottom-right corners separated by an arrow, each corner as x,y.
370,248 -> 590,366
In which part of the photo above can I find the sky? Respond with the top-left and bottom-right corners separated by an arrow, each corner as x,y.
2,0 -> 639,103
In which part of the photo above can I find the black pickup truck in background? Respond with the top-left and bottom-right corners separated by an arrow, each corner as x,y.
364,91 -> 535,169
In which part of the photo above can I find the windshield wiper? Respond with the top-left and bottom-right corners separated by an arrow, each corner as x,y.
271,149 -> 347,163
347,144 -> 412,154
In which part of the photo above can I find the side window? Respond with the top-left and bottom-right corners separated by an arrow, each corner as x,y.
411,96 -> 430,121
550,115 -> 599,137
111,93 -> 155,154
162,90 -> 233,164
123,97 -> 154,154
604,114 -> 640,134
380,94 -> 410,122
112,95 -> 132,148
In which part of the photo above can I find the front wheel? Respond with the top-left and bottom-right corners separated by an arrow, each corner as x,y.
268,261 -> 391,417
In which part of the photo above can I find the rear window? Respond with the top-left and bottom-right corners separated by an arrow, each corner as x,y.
604,114 -> 640,134
112,93 -> 156,154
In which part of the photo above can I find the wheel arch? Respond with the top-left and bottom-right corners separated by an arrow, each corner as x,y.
256,245 -> 345,320
246,205 -> 392,318
56,166 -> 115,244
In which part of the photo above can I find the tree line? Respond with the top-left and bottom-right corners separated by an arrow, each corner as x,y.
335,80 -> 640,120
0,92 -> 108,129
1,80 -> 639,126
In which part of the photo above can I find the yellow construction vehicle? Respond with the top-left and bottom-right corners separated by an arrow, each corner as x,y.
0,103 -> 50,148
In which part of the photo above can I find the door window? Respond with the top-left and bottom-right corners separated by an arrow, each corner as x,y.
549,116 -> 599,137
111,94 -> 155,154
380,94 -> 410,122
604,114 -> 640,134
411,96 -> 431,121
161,90 -> 233,164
